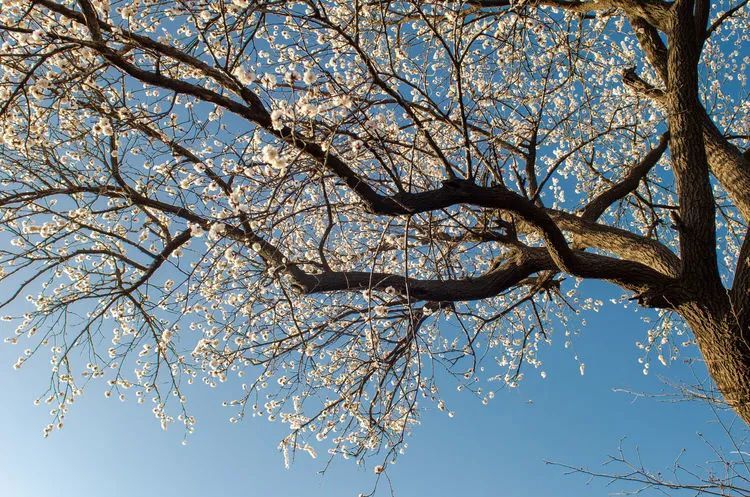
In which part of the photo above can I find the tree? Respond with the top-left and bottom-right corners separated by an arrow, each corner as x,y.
0,0 -> 749,471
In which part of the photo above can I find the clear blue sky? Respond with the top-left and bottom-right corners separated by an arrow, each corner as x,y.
0,280 -> 738,497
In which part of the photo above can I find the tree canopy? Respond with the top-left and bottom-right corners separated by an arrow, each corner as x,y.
1,0 -> 749,472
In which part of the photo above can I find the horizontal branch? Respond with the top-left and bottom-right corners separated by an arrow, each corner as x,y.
297,247 -> 678,307
296,249 -> 550,301
468,0 -> 672,31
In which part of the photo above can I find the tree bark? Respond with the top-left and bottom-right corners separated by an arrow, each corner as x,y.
682,300 -> 750,425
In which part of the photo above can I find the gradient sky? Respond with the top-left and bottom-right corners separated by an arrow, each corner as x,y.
1,280 -> 741,497
3,5 -> 749,497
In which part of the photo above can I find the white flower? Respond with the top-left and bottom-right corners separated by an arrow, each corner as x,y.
303,69 -> 316,85
208,223 -> 226,240
270,109 -> 284,130
189,223 -> 204,237
262,144 -> 279,162
261,144 -> 287,171
93,117 -> 113,136
233,65 -> 256,85
284,70 -> 299,85
299,102 -> 318,117
229,187 -> 243,205
335,95 -> 353,109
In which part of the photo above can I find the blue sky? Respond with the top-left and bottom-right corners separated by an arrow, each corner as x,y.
1,3 -> 749,496
0,280 -> 740,497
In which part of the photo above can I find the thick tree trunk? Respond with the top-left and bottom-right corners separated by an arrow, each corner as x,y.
663,0 -> 750,426
683,301 -> 750,425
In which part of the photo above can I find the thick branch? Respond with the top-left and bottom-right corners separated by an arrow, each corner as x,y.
299,247 -> 676,306
731,227 -> 750,325
666,0 -> 721,287
469,0 -> 672,30
550,210 -> 681,276
581,132 -> 669,222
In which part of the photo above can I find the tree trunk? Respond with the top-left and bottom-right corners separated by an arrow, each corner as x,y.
682,300 -> 750,425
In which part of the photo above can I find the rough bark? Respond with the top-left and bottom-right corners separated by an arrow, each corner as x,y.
664,0 -> 750,426
701,118 -> 750,222
681,299 -> 750,426
665,0 -> 721,287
